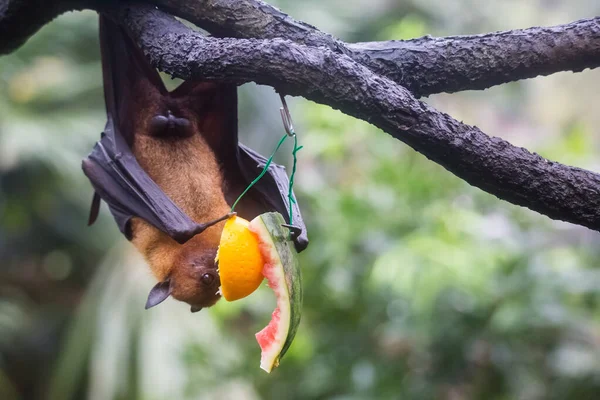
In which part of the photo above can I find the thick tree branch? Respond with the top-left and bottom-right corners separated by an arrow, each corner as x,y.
2,0 -> 600,231
348,18 -> 600,97
149,0 -> 600,97
2,0 -> 599,97
113,4 -> 600,232
150,0 -> 347,52
0,0 -> 98,53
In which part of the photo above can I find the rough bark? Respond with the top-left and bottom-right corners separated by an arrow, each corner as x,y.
115,4 -> 600,231
150,0 -> 347,51
348,18 -> 600,97
1,0 -> 600,232
0,0 -> 98,53
150,1 -> 600,97
1,0 -> 599,97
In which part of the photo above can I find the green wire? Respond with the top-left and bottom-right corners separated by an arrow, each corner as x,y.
230,133 -> 289,213
287,134 -> 303,224
231,128 -> 302,234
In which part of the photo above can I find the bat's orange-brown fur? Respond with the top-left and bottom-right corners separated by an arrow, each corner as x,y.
127,78 -> 232,309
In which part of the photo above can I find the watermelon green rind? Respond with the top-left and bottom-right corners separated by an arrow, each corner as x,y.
259,212 -> 303,359
249,212 -> 303,373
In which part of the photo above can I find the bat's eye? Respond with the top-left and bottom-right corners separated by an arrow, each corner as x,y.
201,273 -> 215,286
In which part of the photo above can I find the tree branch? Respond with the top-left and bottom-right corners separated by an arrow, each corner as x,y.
2,0 -> 600,232
149,0 -> 600,97
2,0 -> 598,97
149,0 -> 347,52
347,18 -> 600,97
114,3 -> 600,232
0,0 -> 98,54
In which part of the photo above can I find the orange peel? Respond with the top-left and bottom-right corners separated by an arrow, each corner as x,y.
216,215 -> 265,301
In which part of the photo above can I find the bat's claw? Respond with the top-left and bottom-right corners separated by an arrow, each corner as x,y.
281,223 -> 302,240
194,212 -> 236,236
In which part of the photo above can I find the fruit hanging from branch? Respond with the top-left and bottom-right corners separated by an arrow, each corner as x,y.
218,212 -> 303,372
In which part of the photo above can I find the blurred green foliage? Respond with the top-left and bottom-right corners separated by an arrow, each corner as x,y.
1,1 -> 600,399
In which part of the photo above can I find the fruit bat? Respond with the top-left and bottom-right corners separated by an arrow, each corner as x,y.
82,16 -> 308,313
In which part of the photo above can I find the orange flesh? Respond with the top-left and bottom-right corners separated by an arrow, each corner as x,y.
216,216 -> 265,301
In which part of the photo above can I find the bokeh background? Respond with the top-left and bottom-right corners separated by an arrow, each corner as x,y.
1,1 -> 600,399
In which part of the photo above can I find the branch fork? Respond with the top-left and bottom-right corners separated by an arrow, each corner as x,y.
1,0 -> 600,231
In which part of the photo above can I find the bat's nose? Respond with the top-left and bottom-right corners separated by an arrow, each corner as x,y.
190,305 -> 203,313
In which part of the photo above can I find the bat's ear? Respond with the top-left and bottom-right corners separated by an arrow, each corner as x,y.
145,279 -> 172,309
190,305 -> 203,313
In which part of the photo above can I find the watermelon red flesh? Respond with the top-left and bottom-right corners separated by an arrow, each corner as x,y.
256,308 -> 281,349
249,212 -> 302,373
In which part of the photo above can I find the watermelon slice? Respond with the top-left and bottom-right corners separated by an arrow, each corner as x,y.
249,212 -> 303,373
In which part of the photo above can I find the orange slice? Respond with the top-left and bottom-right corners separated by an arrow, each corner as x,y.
216,215 -> 265,301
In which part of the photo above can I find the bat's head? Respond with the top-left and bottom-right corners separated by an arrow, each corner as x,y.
144,233 -> 223,313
